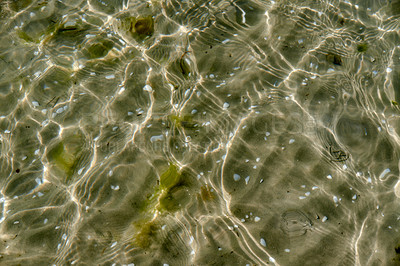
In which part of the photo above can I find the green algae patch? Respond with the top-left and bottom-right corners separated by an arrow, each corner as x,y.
133,220 -> 159,249
326,53 -> 342,66
131,164 -> 193,249
117,15 -> 154,42
85,39 -> 114,59
160,164 -> 180,190
169,114 -> 198,129
357,43 -> 368,53
9,0 -> 33,12
17,30 -> 36,43
139,163 -> 192,215
130,16 -> 154,38
47,134 -> 84,180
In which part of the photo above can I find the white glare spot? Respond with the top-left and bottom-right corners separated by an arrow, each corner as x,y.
254,217 -> 260,222
143,85 -> 153,92
233,174 -> 240,181
260,238 -> 267,247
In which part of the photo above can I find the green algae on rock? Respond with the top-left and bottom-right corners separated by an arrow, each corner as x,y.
46,134 -> 85,181
130,16 -> 154,38
85,39 -> 114,59
159,163 -> 180,190
169,114 -> 198,129
116,15 -> 155,43
357,43 -> 368,53
133,220 -> 159,249
326,53 -> 342,66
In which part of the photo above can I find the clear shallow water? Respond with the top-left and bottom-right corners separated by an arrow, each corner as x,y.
1,0 -> 400,265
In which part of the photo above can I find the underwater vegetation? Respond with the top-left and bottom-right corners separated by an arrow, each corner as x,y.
131,16 -> 154,37
85,38 -> 114,59
117,15 -> 155,42
326,53 -> 342,66
46,134 -> 84,181
169,114 -> 198,130
132,163 -> 190,248
356,43 -> 368,53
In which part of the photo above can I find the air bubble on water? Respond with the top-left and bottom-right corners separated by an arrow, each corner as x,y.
260,238 -> 267,247
333,196 -> 338,204
327,175 -> 332,179
322,216 -> 328,222
233,174 -> 240,181
379,168 -> 391,181
143,85 -> 153,92
150,135 -> 163,142
254,217 -> 260,222
245,176 -> 250,184
118,87 -> 125,94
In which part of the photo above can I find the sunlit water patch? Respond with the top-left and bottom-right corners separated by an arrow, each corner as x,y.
0,0 -> 400,265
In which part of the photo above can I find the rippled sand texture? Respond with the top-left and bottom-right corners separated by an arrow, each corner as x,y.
1,0 -> 400,265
